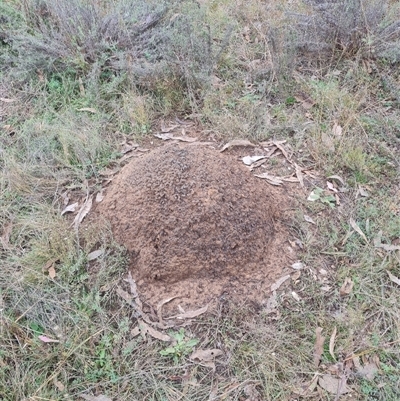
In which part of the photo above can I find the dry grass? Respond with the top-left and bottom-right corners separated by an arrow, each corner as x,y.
1,0 -> 400,400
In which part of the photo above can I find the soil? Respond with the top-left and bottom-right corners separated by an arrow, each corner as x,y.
96,142 -> 295,310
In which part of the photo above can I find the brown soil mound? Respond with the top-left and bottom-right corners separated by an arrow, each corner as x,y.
97,143 -> 294,309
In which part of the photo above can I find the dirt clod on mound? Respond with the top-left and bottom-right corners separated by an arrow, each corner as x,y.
97,143 -> 293,308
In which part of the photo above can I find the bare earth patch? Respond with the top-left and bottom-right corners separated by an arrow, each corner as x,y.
96,142 -> 296,309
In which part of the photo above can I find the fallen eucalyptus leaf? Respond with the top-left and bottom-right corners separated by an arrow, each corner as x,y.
139,320 -> 172,342
327,175 -> 345,185
329,326 -> 337,360
349,218 -> 368,243
314,327 -> 325,367
73,196 -> 93,230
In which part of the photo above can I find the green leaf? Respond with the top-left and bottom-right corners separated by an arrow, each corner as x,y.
186,338 -> 199,348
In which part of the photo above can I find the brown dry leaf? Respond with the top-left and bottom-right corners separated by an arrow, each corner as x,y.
87,249 -> 103,261
254,173 -> 283,186
48,265 -> 56,279
190,349 -> 223,362
166,305 -> 208,320
318,374 -> 349,395
154,133 -> 197,142
157,297 -> 179,324
314,327 -> 325,367
220,139 -> 256,152
292,374 -> 319,397
61,202 -> 79,216
329,326 -> 337,360
387,271 -> 400,286
139,320 -> 172,342
73,196 -> 93,230
77,107 -> 97,113
78,77 -> 85,96
349,218 -> 368,244
80,395 -> 112,401
270,275 -> 290,291
332,123 -> 343,137
0,97 -> 16,103
340,277 -> 354,296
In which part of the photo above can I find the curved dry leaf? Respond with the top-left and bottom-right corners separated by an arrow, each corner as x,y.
190,349 -> 223,362
161,124 -> 179,133
329,326 -> 337,360
139,320 -> 172,342
61,202 -> 79,216
220,139 -> 256,152
340,277 -> 354,296
349,218 -> 368,243
73,196 -> 93,230
314,327 -> 325,367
